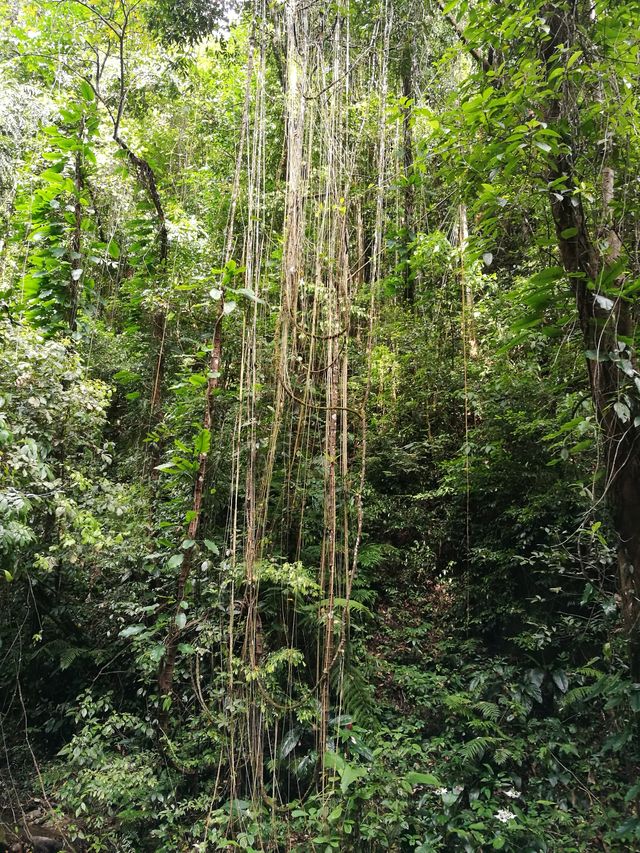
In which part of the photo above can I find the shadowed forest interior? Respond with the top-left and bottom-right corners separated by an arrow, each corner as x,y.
1,0 -> 640,850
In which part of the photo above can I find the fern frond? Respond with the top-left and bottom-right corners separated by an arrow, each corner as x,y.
562,684 -> 598,707
474,701 -> 500,722
460,736 -> 494,764
338,660 -> 378,730
60,646 -> 83,671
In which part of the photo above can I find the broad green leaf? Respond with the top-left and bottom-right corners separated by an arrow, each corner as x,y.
119,625 -> 146,638
193,428 -> 211,455
552,670 -> 569,693
340,763 -> 366,794
614,401 -> 631,424
529,267 -> 564,286
328,804 -> 343,823
79,79 -> 94,101
280,728 -> 300,759
405,771 -> 441,786
149,643 -> 165,662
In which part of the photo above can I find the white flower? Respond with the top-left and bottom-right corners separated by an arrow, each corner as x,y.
435,788 -> 448,796
495,809 -> 516,823
503,788 -> 520,799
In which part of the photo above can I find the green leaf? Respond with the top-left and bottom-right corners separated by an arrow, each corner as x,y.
149,643 -> 165,662
340,763 -> 367,794
119,624 -> 145,638
405,771 -> 441,786
324,751 -> 346,773
113,369 -> 140,383
280,728 -> 300,759
328,804 -> 343,823
560,227 -> 578,239
552,670 -> 569,693
204,539 -> 219,555
193,428 -> 211,455
79,79 -> 94,101
167,553 -> 184,570
529,266 -> 564,286
614,401 -> 631,424
107,240 -> 120,259
585,349 -> 609,362
566,49 -> 582,69
175,612 -> 187,630
599,258 -> 626,287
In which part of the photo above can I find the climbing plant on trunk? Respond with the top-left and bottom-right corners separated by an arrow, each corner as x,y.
439,0 -> 640,677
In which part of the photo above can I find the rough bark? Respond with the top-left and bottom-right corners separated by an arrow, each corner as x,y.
114,136 -> 168,264
542,6 -> 640,679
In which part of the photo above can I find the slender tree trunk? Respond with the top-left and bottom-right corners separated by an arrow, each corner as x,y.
319,307 -> 339,768
401,42 -> 415,304
156,31 -> 254,725
115,137 -> 168,264
113,137 -> 169,471
542,5 -> 640,679
458,203 -> 477,359
69,120 -> 85,332
157,308 -> 223,726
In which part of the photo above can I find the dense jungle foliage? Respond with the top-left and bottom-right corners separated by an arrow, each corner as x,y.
1,0 -> 640,850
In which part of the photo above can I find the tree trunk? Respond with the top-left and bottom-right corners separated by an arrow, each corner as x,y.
157,307 -> 223,727
542,5 -> 640,679
401,42 -> 415,304
69,121 -> 85,332
458,203 -> 477,359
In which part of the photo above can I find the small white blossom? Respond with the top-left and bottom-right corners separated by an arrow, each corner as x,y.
435,788 -> 448,796
495,808 -> 516,823
503,788 -> 520,799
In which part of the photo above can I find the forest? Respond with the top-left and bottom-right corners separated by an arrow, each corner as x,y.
1,0 -> 639,850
